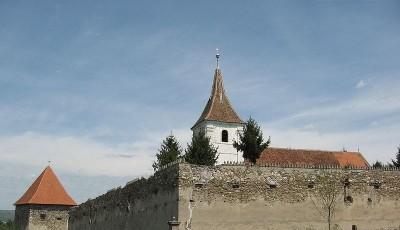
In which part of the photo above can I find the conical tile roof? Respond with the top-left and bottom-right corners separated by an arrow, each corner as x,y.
192,69 -> 243,129
15,166 -> 76,206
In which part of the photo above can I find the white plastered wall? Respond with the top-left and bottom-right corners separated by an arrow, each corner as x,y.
193,121 -> 244,164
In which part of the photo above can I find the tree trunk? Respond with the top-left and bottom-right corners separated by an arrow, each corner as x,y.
328,208 -> 331,230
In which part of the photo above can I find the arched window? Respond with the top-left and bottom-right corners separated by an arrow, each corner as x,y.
221,130 -> 228,142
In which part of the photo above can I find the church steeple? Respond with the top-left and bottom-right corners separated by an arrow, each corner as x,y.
191,51 -> 244,164
192,52 -> 243,129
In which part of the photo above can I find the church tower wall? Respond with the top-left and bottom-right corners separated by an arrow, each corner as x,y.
193,120 -> 243,164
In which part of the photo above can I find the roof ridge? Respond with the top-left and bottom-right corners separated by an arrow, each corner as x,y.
203,70 -> 219,120
268,146 -> 360,154
216,71 -> 242,123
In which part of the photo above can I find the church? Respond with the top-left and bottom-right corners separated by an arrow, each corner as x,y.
15,53 -> 379,230
192,51 -> 369,168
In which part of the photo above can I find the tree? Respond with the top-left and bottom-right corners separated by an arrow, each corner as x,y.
184,130 -> 218,166
372,161 -> 383,168
391,146 -> 400,168
152,134 -> 182,171
310,173 -> 342,230
233,117 -> 270,164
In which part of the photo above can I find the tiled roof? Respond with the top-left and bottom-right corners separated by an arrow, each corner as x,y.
192,69 -> 243,129
334,152 -> 370,168
15,166 -> 77,206
257,147 -> 369,168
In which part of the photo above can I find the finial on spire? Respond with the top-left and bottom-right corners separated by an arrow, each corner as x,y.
48,161 -> 51,166
216,48 -> 220,69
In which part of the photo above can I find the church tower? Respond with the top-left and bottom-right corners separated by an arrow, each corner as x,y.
192,51 -> 244,164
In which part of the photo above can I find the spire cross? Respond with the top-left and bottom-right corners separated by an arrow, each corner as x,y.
216,48 -> 220,69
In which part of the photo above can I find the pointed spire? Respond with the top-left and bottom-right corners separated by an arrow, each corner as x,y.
192,53 -> 242,129
15,166 -> 76,206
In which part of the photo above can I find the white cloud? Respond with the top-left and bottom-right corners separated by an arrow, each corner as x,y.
261,77 -> 400,164
0,130 -> 190,177
356,79 -> 367,89
271,77 -> 400,128
265,124 -> 399,165
233,75 -> 400,163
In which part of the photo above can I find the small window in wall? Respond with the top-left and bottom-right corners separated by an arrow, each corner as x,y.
40,213 -> 46,220
221,130 -> 228,142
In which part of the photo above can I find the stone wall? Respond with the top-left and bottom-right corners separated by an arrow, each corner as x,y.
68,163 -> 400,230
178,164 -> 400,230
14,205 -> 29,230
68,164 -> 179,230
15,205 -> 70,230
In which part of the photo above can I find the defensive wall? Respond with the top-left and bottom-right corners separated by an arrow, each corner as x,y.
68,163 -> 179,230
69,161 -> 400,230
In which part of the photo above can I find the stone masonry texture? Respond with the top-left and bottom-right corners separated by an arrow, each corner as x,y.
15,204 -> 70,230
69,162 -> 400,230
68,164 -> 179,230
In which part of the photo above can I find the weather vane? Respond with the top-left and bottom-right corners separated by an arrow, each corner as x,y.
216,48 -> 220,69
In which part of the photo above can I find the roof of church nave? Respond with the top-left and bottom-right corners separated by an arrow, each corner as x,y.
15,166 -> 77,206
257,147 -> 370,168
192,68 -> 243,129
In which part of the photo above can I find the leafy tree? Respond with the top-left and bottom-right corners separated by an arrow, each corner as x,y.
233,117 -> 270,164
152,134 -> 182,171
310,173 -> 342,230
184,130 -> 218,166
372,161 -> 383,168
391,146 -> 400,168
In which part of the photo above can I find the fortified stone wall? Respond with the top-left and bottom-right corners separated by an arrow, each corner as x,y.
15,204 -> 70,230
68,164 -> 179,230
178,163 -> 400,230
68,162 -> 400,230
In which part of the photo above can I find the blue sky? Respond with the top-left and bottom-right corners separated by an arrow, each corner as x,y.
0,1 -> 399,209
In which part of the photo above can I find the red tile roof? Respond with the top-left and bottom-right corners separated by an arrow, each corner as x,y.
192,69 -> 243,129
15,166 -> 76,206
257,147 -> 369,168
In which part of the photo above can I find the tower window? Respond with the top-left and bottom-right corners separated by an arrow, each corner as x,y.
221,130 -> 228,142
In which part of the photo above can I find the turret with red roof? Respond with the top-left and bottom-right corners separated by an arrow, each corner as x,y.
14,166 -> 76,230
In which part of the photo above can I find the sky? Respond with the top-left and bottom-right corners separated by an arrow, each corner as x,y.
0,1 -> 399,209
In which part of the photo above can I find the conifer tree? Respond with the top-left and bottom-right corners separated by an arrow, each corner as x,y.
372,161 -> 383,168
184,130 -> 218,166
233,117 -> 270,164
152,134 -> 182,171
391,146 -> 400,168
